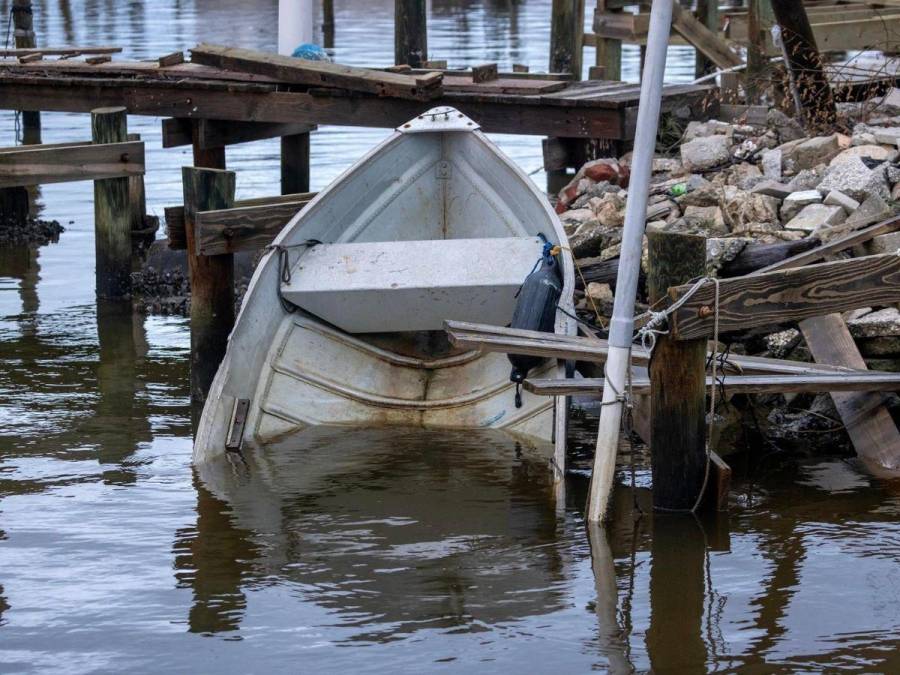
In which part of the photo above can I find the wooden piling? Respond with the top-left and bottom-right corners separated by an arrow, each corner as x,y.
694,0 -> 718,78
182,166 -> 236,428
550,0 -> 585,80
595,0 -> 622,81
770,0 -> 836,127
91,107 -> 132,299
322,0 -> 335,48
0,187 -> 29,225
12,0 -> 40,141
746,0 -> 775,102
126,132 -> 150,252
394,0 -> 427,67
647,231 -> 708,512
281,132 -> 311,194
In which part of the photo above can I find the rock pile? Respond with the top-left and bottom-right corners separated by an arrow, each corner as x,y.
555,95 -> 900,451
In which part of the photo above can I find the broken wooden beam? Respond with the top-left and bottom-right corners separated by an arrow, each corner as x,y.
165,191 -> 316,250
161,117 -> 316,149
669,254 -> 900,340
158,51 -> 184,68
189,43 -> 443,101
0,139 -> 144,188
671,0 -> 743,70
523,372 -> 900,396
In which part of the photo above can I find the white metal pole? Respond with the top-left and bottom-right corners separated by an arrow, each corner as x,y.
586,0 -> 674,523
278,0 -> 315,56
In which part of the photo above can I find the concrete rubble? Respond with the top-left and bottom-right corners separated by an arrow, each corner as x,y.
554,92 -> 900,453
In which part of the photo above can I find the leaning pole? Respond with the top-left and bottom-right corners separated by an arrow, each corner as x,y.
586,0 -> 674,523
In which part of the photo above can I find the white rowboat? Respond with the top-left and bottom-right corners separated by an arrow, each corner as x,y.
193,107 -> 576,467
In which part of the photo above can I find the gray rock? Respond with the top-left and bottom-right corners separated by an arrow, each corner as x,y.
571,180 -> 616,209
728,162 -> 764,190
663,215 -> 728,237
683,204 -> 726,230
560,207 -> 596,226
765,328 -> 801,359
847,307 -> 900,338
679,182 -> 722,207
858,336 -> 900,357
683,119 -> 734,142
865,231 -> 900,255
680,135 -> 731,172
786,168 -> 824,192
823,190 -> 860,211
761,148 -> 782,179
816,157 -> 890,202
873,127 -> 900,146
767,109 -> 805,143
751,180 -> 793,199
886,163 -> 900,185
787,134 -> 845,171
723,191 -> 780,229
780,189 -> 823,221
830,144 -> 897,166
785,203 -> 846,232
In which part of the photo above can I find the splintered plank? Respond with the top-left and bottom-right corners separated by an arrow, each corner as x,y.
189,43 -> 443,101
669,254 -> 900,340
671,1 -> 743,69
523,372 -> 900,396
196,198 -> 313,255
0,140 -> 144,188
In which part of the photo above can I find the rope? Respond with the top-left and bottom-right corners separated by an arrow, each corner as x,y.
691,277 -> 720,514
265,239 -> 321,313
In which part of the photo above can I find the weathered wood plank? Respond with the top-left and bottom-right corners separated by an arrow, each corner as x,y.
165,191 -> 316,250
0,140 -> 144,187
0,45 -> 122,57
190,43 -> 442,101
471,63 -> 498,82
85,55 -> 112,65
161,117 -> 316,149
524,372 -> 900,396
158,51 -> 184,68
799,314 -> 900,474
670,254 -> 900,340
444,320 -> 866,376
671,0 -> 743,70
196,198 -> 312,255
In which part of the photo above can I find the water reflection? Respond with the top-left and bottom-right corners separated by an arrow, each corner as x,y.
186,428 -> 566,642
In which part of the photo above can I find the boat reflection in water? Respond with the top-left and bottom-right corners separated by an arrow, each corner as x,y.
178,426 -> 569,642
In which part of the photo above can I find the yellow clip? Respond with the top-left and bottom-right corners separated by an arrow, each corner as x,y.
550,245 -> 561,256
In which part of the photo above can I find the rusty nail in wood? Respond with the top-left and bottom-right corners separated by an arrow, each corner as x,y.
698,305 -> 713,318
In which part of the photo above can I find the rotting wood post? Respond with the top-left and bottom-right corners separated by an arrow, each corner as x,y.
12,0 -> 40,141
694,0 -> 718,79
595,0 -> 622,81
126,132 -> 150,255
770,0 -> 836,127
647,231 -> 708,511
550,0 -> 585,80
182,166 -> 236,430
91,107 -> 132,299
394,0 -> 427,67
322,0 -> 335,49
281,132 -> 311,194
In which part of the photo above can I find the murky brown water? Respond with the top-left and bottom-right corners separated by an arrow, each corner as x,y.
3,1 -> 900,672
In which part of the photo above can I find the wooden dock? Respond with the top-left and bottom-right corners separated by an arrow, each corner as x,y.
0,57 -> 710,141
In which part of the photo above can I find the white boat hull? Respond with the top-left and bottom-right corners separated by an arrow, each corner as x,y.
194,108 -> 576,468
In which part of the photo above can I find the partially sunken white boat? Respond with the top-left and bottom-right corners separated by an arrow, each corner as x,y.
194,107 -> 575,466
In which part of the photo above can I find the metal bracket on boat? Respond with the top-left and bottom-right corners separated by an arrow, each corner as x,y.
398,106 -> 480,134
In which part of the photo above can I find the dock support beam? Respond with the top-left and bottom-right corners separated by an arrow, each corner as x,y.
647,231 -> 708,511
395,0 -> 427,67
550,0 -> 585,80
91,107 -> 132,299
322,0 -> 335,48
13,0 -> 40,142
182,166 -> 236,429
281,132 -> 311,195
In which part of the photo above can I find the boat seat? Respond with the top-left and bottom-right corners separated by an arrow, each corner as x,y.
281,236 -> 548,333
